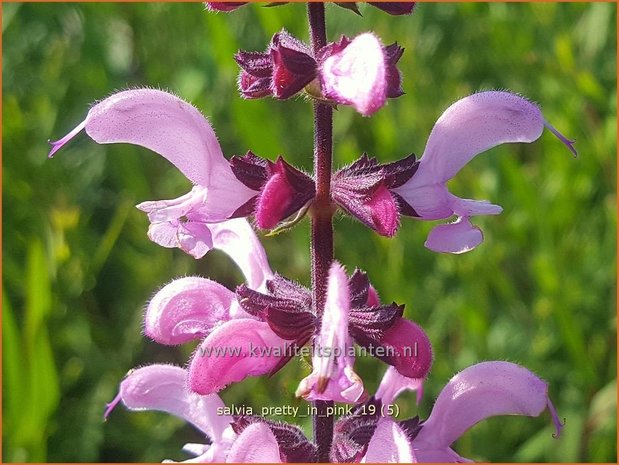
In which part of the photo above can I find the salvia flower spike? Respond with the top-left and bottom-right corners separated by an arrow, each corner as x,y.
49,2 -> 571,462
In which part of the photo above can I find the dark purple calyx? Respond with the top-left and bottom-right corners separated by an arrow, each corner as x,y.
398,415 -> 423,443
205,2 -> 248,12
330,397 -> 381,462
232,415 -> 318,463
347,269 -> 410,370
331,397 -> 422,462
348,269 -> 373,308
368,2 -> 416,15
235,51 -> 274,98
347,268 -> 403,343
332,153 -> 420,237
267,273 -> 313,308
384,43 -> 405,98
236,275 -> 315,374
230,151 -> 315,229
270,31 -> 317,99
334,2 -> 362,15
334,2 -> 416,16
237,269 -> 407,375
235,30 -> 317,101
349,303 -> 405,345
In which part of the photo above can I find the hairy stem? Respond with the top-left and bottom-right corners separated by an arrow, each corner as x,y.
308,2 -> 334,462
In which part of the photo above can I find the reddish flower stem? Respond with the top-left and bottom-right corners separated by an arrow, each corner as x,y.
308,2 -> 334,462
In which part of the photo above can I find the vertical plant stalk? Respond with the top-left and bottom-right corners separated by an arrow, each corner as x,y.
308,2 -> 334,462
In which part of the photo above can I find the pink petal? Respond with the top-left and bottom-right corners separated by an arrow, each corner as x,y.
137,187 -> 207,223
366,184 -> 400,237
210,218 -> 273,292
394,184 -> 453,221
226,423 -> 282,463
412,448 -> 471,463
448,196 -> 503,217
296,365 -> 367,404
376,366 -> 425,406
322,261 -> 351,346
146,221 -> 182,249
139,183 -> 254,227
84,89 -> 228,186
381,318 -> 433,380
417,91 -> 544,183
144,215 -> 272,289
414,361 -> 563,461
177,222 -> 216,258
106,364 -> 231,442
425,217 -> 483,254
363,419 -> 416,463
320,33 -> 387,116
52,89 -> 257,223
188,319 -> 288,395
145,277 -> 237,345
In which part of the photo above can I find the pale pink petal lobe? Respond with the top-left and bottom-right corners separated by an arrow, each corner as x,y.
188,319 -> 288,395
177,222 -> 216,258
425,217 -> 484,254
376,366 -> 425,406
320,33 -> 387,116
84,89 -> 226,186
418,91 -> 544,183
226,423 -> 282,463
146,221 -> 183,249
415,361 -> 560,460
145,277 -> 236,345
107,364 -> 231,440
363,420 -> 415,463
210,218 -> 273,291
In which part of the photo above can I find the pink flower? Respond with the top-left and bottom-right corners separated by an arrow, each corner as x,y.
227,423 -> 283,462
412,361 -> 564,462
295,262 -> 367,403
142,218 -> 300,395
319,33 -> 400,116
235,31 -> 403,116
295,262 -> 433,403
330,362 -> 563,463
227,261 -> 432,403
48,89 -> 258,258
105,364 -> 236,462
334,91 -> 576,251
230,152 -> 315,230
393,91 -> 577,253
158,254 -> 429,402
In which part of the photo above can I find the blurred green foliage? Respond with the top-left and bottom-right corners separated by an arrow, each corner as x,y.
3,2 -> 616,462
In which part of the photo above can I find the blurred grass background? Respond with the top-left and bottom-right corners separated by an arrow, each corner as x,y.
2,2 -> 616,462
